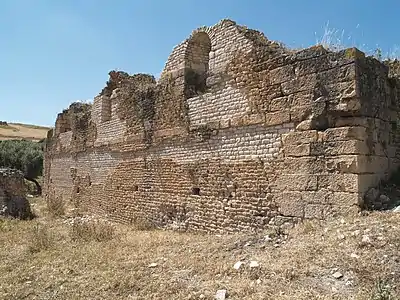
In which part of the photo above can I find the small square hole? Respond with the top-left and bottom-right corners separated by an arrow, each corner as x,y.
192,187 -> 200,195
133,185 -> 139,191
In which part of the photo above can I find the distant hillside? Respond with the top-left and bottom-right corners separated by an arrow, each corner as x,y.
0,122 -> 51,141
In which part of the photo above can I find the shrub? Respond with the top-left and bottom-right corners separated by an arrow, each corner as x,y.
0,139 -> 44,194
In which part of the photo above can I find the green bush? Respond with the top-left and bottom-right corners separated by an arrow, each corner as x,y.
0,139 -> 44,194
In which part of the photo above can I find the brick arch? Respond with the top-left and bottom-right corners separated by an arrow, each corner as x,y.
183,31 -> 212,97
184,31 -> 211,73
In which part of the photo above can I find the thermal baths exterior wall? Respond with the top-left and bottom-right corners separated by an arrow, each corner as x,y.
44,19 -> 400,232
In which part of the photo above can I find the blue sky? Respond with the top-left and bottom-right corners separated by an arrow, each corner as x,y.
0,0 -> 398,126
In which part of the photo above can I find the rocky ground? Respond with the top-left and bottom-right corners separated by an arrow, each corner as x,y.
0,197 -> 399,300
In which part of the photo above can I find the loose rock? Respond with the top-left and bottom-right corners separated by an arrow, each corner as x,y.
332,271 -> 343,279
249,261 -> 260,268
233,261 -> 244,270
215,289 -> 227,300
148,263 -> 158,268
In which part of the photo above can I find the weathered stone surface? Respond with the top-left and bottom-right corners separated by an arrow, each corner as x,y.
44,19 -> 400,232
0,169 -> 33,220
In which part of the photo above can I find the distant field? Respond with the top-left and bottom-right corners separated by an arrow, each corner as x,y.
0,123 -> 51,141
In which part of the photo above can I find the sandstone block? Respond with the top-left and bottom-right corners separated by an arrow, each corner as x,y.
283,130 -> 318,145
281,73 -> 318,95
304,204 -> 324,219
317,174 -> 359,192
302,190 -> 328,204
326,192 -> 363,206
283,157 -> 325,173
275,191 -> 305,217
284,143 -> 311,157
290,105 -> 312,122
274,174 -> 318,191
264,111 -> 291,127
312,140 -> 370,156
269,96 -> 290,112
268,65 -> 295,84
323,127 -> 367,142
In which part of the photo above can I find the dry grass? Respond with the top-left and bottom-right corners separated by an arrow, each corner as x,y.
0,123 -> 50,141
69,216 -> 116,242
315,21 -> 400,61
46,195 -> 66,217
27,223 -> 54,254
0,197 -> 399,300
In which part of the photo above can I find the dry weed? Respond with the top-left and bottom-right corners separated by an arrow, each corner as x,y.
371,278 -> 395,300
27,223 -> 53,253
130,215 -> 156,231
46,195 -> 65,217
69,217 -> 115,242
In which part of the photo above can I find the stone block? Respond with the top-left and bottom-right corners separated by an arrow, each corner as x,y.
288,92 -> 313,107
317,174 -> 359,192
270,96 -> 290,112
323,127 -> 367,142
284,143 -> 311,157
325,155 -> 359,173
283,130 -> 318,145
264,111 -> 291,127
275,192 -> 305,218
274,174 -> 318,191
289,105 -> 312,122
268,65 -> 295,84
302,190 -> 328,204
283,157 -> 326,173
281,73 -> 318,95
317,140 -> 370,156
304,204 -> 324,219
326,192 -> 363,206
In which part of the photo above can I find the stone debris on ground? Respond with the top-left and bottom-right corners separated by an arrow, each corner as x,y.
215,289 -> 227,300
233,261 -> 244,270
249,260 -> 260,268
332,271 -> 344,280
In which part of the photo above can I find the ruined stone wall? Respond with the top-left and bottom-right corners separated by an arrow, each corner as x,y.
44,20 -> 400,232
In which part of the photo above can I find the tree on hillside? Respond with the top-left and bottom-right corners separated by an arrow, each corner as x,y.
0,139 -> 44,194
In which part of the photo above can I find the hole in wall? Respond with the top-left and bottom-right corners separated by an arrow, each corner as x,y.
76,187 -> 80,194
133,185 -> 139,191
192,187 -> 200,196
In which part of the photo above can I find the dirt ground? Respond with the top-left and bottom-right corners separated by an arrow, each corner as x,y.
0,197 -> 399,300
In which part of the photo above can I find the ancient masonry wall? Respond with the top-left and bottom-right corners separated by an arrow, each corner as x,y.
44,19 -> 400,232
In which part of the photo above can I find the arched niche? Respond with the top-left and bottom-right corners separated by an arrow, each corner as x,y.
184,31 -> 212,97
